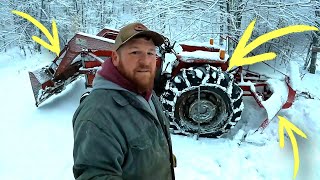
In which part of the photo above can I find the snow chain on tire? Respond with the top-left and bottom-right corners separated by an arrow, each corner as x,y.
160,64 -> 244,138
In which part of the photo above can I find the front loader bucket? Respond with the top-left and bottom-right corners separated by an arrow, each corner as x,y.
29,66 -> 55,106
29,62 -> 82,106
28,28 -> 117,106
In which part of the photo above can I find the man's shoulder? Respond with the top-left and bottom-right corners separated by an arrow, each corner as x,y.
72,89 -> 123,126
86,89 -> 116,101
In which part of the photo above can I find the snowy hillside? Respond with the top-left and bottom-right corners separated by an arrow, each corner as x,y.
0,47 -> 319,180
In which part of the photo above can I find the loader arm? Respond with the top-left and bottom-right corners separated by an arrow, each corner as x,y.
29,29 -> 118,106
54,32 -> 116,77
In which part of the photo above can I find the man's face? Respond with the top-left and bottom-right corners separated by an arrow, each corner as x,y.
112,37 -> 157,93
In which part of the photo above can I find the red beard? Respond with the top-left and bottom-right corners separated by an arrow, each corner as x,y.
117,59 -> 156,93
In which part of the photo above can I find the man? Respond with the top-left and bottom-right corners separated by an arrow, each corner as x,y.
72,22 -> 175,180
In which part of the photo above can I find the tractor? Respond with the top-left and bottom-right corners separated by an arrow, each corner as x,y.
28,27 -> 296,138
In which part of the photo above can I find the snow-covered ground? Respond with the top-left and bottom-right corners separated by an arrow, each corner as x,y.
0,48 -> 319,180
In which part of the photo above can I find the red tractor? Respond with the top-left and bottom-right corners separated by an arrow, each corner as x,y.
29,28 -> 296,138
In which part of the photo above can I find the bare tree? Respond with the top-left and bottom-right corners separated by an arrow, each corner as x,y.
1,0 -> 319,67
307,0 -> 320,73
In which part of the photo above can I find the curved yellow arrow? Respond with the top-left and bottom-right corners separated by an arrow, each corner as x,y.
12,10 -> 60,56
227,19 -> 318,70
278,116 -> 307,179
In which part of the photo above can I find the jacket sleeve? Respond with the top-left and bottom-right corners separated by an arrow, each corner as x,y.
73,119 -> 125,180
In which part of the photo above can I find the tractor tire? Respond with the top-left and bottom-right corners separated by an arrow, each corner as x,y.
160,64 -> 244,138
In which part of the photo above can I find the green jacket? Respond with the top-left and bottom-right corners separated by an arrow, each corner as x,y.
72,75 -> 175,180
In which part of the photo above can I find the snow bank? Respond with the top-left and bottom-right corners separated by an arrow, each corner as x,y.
300,72 -> 320,99
288,61 -> 301,91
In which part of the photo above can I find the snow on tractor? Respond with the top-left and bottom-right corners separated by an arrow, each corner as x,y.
28,28 -> 296,138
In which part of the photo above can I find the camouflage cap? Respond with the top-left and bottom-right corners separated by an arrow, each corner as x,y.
114,22 -> 164,50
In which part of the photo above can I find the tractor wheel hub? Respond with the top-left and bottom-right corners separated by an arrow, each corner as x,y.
189,100 -> 216,123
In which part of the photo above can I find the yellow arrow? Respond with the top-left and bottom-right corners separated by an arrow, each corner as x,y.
278,116 -> 307,179
12,10 -> 60,56
227,19 -> 318,71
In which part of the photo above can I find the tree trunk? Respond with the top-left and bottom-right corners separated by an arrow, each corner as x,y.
226,0 -> 243,55
160,12 -> 166,34
309,0 -> 320,74
219,1 -> 227,46
37,0 -> 45,53
226,0 -> 232,54
309,34 -> 318,74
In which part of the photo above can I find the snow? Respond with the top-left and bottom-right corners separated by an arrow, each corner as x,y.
179,51 -> 229,62
163,53 -> 177,74
79,66 -> 101,71
216,70 -> 225,85
180,41 -> 221,49
299,73 -> 320,99
1,48 -> 320,180
289,61 -> 301,91
31,67 -> 53,84
174,77 -> 181,83
261,79 -> 289,120
194,68 -> 204,78
182,70 -> 191,87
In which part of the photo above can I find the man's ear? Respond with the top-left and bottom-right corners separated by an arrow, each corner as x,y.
111,51 -> 119,67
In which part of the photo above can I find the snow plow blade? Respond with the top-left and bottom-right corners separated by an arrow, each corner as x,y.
257,76 -> 296,130
234,65 -> 296,132
252,61 -> 299,132
262,77 -> 296,119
